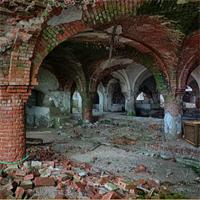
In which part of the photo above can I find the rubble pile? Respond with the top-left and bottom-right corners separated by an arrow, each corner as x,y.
0,146 -> 177,199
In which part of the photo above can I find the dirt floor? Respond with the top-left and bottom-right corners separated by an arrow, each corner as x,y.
25,113 -> 200,199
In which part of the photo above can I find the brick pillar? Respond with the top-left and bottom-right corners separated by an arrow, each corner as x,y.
82,92 -> 94,122
125,92 -> 136,116
164,94 -> 183,140
0,86 -> 31,162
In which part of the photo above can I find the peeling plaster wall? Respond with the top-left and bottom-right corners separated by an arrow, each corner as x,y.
47,7 -> 82,27
26,106 -> 51,127
111,64 -> 150,115
26,68 -> 71,127
43,91 -> 71,113
97,83 -> 105,113
72,91 -> 82,113
35,68 -> 59,93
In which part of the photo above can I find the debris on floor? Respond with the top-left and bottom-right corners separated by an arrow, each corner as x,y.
0,146 -> 186,199
24,116 -> 200,198
134,164 -> 148,173
112,136 -> 137,145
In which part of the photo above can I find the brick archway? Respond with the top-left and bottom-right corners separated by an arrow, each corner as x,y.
177,31 -> 200,91
31,20 -> 87,86
89,57 -> 133,92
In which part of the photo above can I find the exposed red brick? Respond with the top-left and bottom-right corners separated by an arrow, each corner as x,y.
101,191 -> 121,200
0,86 -> 31,162
33,177 -> 55,187
15,187 -> 25,199
24,174 -> 34,181
177,31 -> 200,91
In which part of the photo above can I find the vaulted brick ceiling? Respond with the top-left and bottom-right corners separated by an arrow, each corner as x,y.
0,0 -> 199,91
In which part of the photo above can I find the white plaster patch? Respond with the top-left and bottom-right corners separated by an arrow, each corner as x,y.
35,68 -> 59,94
17,17 -> 44,31
164,112 -> 182,138
47,7 -> 82,27
105,25 -> 123,35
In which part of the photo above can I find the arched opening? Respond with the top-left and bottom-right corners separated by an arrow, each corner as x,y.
135,74 -> 163,118
106,79 -> 125,113
111,82 -> 125,112
93,92 -> 99,112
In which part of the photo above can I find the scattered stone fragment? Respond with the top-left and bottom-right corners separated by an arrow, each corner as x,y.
112,136 -> 137,145
4,165 -> 18,174
24,174 -> 34,181
15,187 -> 25,199
34,186 -> 57,199
31,161 -> 42,169
160,152 -> 174,160
2,182 -> 13,191
15,169 -> 26,177
39,166 -> 53,177
34,177 -> 55,187
146,179 -> 160,190
0,189 -> 8,199
43,161 -> 55,168
101,191 -> 121,200
104,182 -> 118,191
99,187 -> 109,195
20,180 -> 33,190
55,193 -> 66,199
26,189 -> 35,198
134,164 -> 148,173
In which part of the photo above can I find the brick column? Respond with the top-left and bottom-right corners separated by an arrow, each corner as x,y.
0,86 -> 31,162
81,92 -> 95,122
164,94 -> 183,140
125,92 -> 136,116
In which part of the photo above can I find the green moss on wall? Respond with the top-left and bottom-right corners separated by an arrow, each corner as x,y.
137,0 -> 199,34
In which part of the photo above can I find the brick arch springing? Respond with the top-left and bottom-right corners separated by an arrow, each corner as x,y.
31,20 -> 87,86
177,31 -> 200,91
